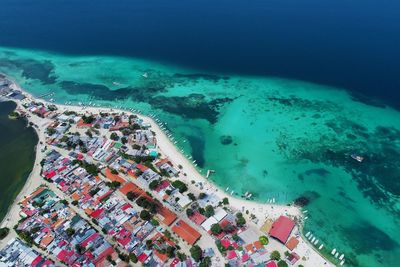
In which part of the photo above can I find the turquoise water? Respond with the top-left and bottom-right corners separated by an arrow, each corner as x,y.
0,47 -> 399,266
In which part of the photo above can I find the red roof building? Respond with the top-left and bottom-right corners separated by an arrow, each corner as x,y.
265,261 -> 278,267
268,216 -> 295,243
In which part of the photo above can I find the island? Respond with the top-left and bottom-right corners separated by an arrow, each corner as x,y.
0,75 -> 334,267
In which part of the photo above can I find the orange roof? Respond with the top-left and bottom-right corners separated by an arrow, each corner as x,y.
71,192 -> 80,201
171,220 -> 201,245
40,234 -> 54,248
154,250 -> 168,263
244,244 -> 255,254
253,240 -> 264,250
104,168 -> 126,184
119,182 -> 143,196
286,236 -> 299,251
158,206 -> 177,226
85,208 -> 93,216
51,218 -> 65,229
20,187 -> 46,206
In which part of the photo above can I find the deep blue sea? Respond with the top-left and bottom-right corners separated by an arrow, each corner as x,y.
1,0 -> 399,108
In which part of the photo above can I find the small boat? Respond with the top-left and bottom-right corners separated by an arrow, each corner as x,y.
339,254 -> 345,260
351,153 -> 364,162
313,239 -> 319,245
225,187 -> 229,192
331,249 -> 336,255
142,72 -> 148,78
311,237 -> 316,243
318,244 -> 324,250
305,232 -> 311,238
340,260 -> 345,266
335,252 -> 339,258
247,193 -> 252,199
230,190 -> 234,195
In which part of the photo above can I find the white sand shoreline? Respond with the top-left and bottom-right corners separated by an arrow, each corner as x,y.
0,75 -> 333,266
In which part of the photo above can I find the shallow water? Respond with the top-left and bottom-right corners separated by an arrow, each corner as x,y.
0,47 -> 399,266
0,100 -> 37,222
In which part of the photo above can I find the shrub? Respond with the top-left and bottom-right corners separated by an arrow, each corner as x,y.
277,260 -> 288,267
210,224 -> 222,235
259,235 -> 269,245
190,245 -> 202,262
270,250 -> 281,261
0,227 -> 10,240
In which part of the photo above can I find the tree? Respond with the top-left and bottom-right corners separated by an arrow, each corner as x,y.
140,210 -> 151,221
121,136 -> 128,144
270,250 -> 281,261
166,246 -> 176,258
210,224 -> 222,235
277,260 -> 288,267
72,200 -> 78,206
46,128 -> 56,135
222,197 -> 229,205
177,252 -> 187,261
199,256 -> 212,267
146,239 -> 153,250
190,245 -> 203,262
110,168 -> 118,175
187,193 -> 196,201
129,253 -> 138,263
236,212 -> 246,227
259,235 -> 269,245
0,227 -> 10,240
126,191 -> 136,201
66,228 -> 75,236
204,205 -> 215,217
186,208 -> 194,217
149,179 -> 161,190
199,192 -> 207,199
171,180 -> 188,193
222,224 -> 235,233
110,132 -> 119,141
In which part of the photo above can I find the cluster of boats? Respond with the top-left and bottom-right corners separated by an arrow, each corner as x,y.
305,231 -> 345,266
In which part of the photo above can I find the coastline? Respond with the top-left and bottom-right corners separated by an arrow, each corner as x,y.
0,74 -> 333,266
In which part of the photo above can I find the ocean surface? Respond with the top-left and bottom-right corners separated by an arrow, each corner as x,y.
0,1 -> 399,266
0,101 -> 37,222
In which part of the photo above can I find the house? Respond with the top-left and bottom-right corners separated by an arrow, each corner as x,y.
268,216 -> 295,244
171,220 -> 201,245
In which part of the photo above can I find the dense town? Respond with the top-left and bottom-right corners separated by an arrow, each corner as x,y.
0,78 -> 330,267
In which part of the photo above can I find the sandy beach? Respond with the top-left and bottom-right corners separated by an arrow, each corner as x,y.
0,78 -> 332,266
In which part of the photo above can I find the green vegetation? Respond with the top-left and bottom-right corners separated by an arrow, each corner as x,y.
204,205 -> 215,217
110,132 -> 119,141
187,193 -> 196,201
166,246 -> 176,258
129,253 -> 138,263
186,208 -> 194,217
278,260 -> 288,267
259,235 -> 269,245
171,180 -> 188,193
46,127 -> 56,135
81,115 -> 95,124
150,218 -> 160,226
177,252 -> 187,261
199,192 -> 207,199
235,212 -> 246,227
126,191 -> 137,201
0,227 -> 10,239
72,160 -> 99,176
199,256 -> 212,267
222,197 -> 229,205
8,111 -> 19,119
118,253 -> 130,262
149,179 -> 161,190
140,210 -> 152,221
66,228 -> 75,236
210,223 -> 222,235
110,168 -> 118,175
270,250 -> 281,261
190,245 -> 203,262
136,196 -> 158,213
71,200 -> 78,206
106,181 -> 121,189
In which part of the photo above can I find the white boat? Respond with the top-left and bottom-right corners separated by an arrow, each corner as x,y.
230,190 -> 234,195
331,249 -> 336,255
225,187 -> 229,192
313,239 -> 319,245
247,194 -> 252,199
318,244 -> 324,250
311,237 -> 316,243
305,232 -> 311,238
339,254 -> 345,260
340,260 -> 345,266
308,234 -> 313,240
142,72 -> 148,78
335,252 -> 339,258
304,216 -> 308,220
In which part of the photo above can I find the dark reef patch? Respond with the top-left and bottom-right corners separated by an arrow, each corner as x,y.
341,221 -> 399,254
149,94 -> 234,124
185,134 -> 205,168
304,168 -> 331,177
349,91 -> 386,108
294,191 -> 321,207
268,96 -> 339,112
0,58 -> 57,84
220,135 -> 233,145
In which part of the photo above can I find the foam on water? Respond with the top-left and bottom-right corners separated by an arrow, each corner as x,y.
1,47 -> 399,266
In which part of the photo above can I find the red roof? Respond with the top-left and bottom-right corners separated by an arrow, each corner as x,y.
266,261 -> 278,267
136,164 -> 148,172
189,212 -> 207,225
137,252 -> 149,263
90,208 -> 105,219
221,239 -> 231,249
268,216 -> 295,243
226,250 -> 237,260
31,255 -> 43,266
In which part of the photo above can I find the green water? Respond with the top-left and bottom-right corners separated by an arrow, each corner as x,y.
0,47 -> 399,266
0,101 -> 38,222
